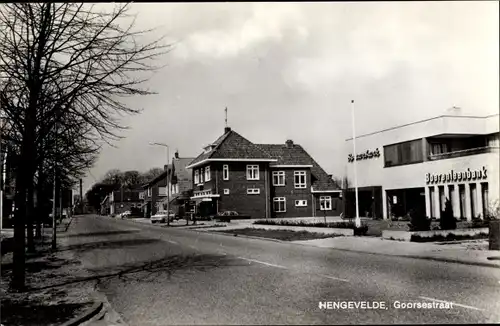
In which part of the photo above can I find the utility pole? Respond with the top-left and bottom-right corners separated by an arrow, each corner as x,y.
79,178 -> 83,214
51,165 -> 57,250
149,142 -> 170,226
351,100 -> 361,228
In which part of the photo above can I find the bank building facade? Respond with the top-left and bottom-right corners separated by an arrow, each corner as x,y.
344,113 -> 499,220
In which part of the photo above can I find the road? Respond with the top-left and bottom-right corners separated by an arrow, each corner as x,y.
65,215 -> 500,325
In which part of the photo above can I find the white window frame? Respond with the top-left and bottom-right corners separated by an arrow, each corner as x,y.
223,164 -> 229,180
200,168 -> 204,183
273,197 -> 286,212
247,188 -> 260,195
294,171 -> 307,189
224,188 -> 230,195
147,188 -> 152,197
320,196 -> 332,211
194,170 -> 199,184
295,200 -> 307,207
205,166 -> 211,181
246,165 -> 260,180
272,171 -> 285,186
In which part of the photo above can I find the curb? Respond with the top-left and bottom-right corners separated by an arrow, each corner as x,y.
59,301 -> 104,326
202,229 -> 500,269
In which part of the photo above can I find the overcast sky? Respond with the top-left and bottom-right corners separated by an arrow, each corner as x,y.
83,1 -> 499,194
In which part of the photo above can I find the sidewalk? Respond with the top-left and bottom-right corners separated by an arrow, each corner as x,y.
292,236 -> 500,268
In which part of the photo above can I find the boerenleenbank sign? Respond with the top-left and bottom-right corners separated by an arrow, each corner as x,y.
425,166 -> 487,184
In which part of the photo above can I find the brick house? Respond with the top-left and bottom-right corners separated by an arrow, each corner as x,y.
106,189 -> 142,216
140,166 -> 169,218
159,152 -> 195,218
185,127 -> 342,219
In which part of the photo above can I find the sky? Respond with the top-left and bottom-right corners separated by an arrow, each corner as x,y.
82,1 -> 499,195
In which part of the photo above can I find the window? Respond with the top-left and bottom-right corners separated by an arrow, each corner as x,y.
272,171 -> 285,186
429,187 -> 435,218
224,189 -> 230,195
205,166 -> 211,181
147,188 -> 152,197
384,139 -> 423,167
247,188 -> 260,195
273,197 -> 286,212
320,196 -> 332,210
481,183 -> 489,217
247,165 -> 259,180
294,171 -> 307,188
223,164 -> 229,180
295,200 -> 307,207
194,170 -> 199,184
470,184 -> 477,218
200,168 -> 204,183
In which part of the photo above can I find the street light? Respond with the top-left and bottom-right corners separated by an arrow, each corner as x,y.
149,142 -> 170,226
351,100 -> 361,228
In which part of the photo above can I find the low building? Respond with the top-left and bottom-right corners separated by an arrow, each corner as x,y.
186,127 -> 342,219
344,113 -> 499,220
108,189 -> 142,216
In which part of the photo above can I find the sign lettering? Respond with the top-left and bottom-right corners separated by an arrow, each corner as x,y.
425,166 -> 487,184
348,148 -> 381,163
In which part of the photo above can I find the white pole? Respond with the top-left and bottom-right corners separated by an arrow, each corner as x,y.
166,145 -> 170,226
351,100 -> 361,228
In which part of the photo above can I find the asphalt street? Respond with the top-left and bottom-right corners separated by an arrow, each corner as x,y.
65,215 -> 500,325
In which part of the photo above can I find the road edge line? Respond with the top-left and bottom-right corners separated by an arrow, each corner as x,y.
59,301 -> 104,326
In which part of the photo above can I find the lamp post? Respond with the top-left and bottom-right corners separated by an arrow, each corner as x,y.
149,142 -> 170,226
351,100 -> 361,228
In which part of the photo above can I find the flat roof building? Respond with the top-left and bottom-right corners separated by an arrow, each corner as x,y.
344,113 -> 499,221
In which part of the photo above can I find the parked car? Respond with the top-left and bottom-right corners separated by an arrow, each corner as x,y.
150,210 -> 175,224
119,210 -> 131,219
214,211 -> 240,223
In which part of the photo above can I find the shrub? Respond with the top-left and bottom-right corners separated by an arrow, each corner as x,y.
469,219 -> 490,229
411,232 -> 488,242
440,199 -> 457,230
353,224 -> 369,236
408,211 -> 431,232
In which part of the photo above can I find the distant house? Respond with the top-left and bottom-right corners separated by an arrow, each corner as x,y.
107,189 -> 142,216
140,167 -> 170,218
186,127 -> 342,219
160,151 -> 195,218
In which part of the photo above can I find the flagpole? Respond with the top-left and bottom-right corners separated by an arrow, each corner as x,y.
351,100 -> 361,228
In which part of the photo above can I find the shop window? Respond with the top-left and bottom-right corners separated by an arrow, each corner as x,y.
459,184 -> 465,218
470,184 -> 477,218
481,183 -> 489,217
429,187 -> 435,218
438,186 -> 445,214
448,185 -> 455,216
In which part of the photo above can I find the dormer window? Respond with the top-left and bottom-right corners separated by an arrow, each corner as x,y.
203,144 -> 216,154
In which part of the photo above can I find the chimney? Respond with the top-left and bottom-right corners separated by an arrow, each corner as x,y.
174,151 -> 179,159
285,139 -> 294,148
224,126 -> 231,134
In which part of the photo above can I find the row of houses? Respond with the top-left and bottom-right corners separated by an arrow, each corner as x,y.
101,112 -> 500,221
101,126 -> 343,219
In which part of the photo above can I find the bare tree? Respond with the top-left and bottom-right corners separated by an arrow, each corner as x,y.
0,3 -> 170,290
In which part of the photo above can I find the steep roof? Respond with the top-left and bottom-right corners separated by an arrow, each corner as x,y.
187,129 -> 273,168
172,157 -> 194,182
257,144 -> 340,192
143,165 -> 171,188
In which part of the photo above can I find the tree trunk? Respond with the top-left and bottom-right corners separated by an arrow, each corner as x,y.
26,182 -> 35,253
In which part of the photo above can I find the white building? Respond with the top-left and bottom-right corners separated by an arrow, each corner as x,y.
345,113 -> 499,221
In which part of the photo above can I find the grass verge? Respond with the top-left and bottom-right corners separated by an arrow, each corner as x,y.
216,228 -> 343,241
